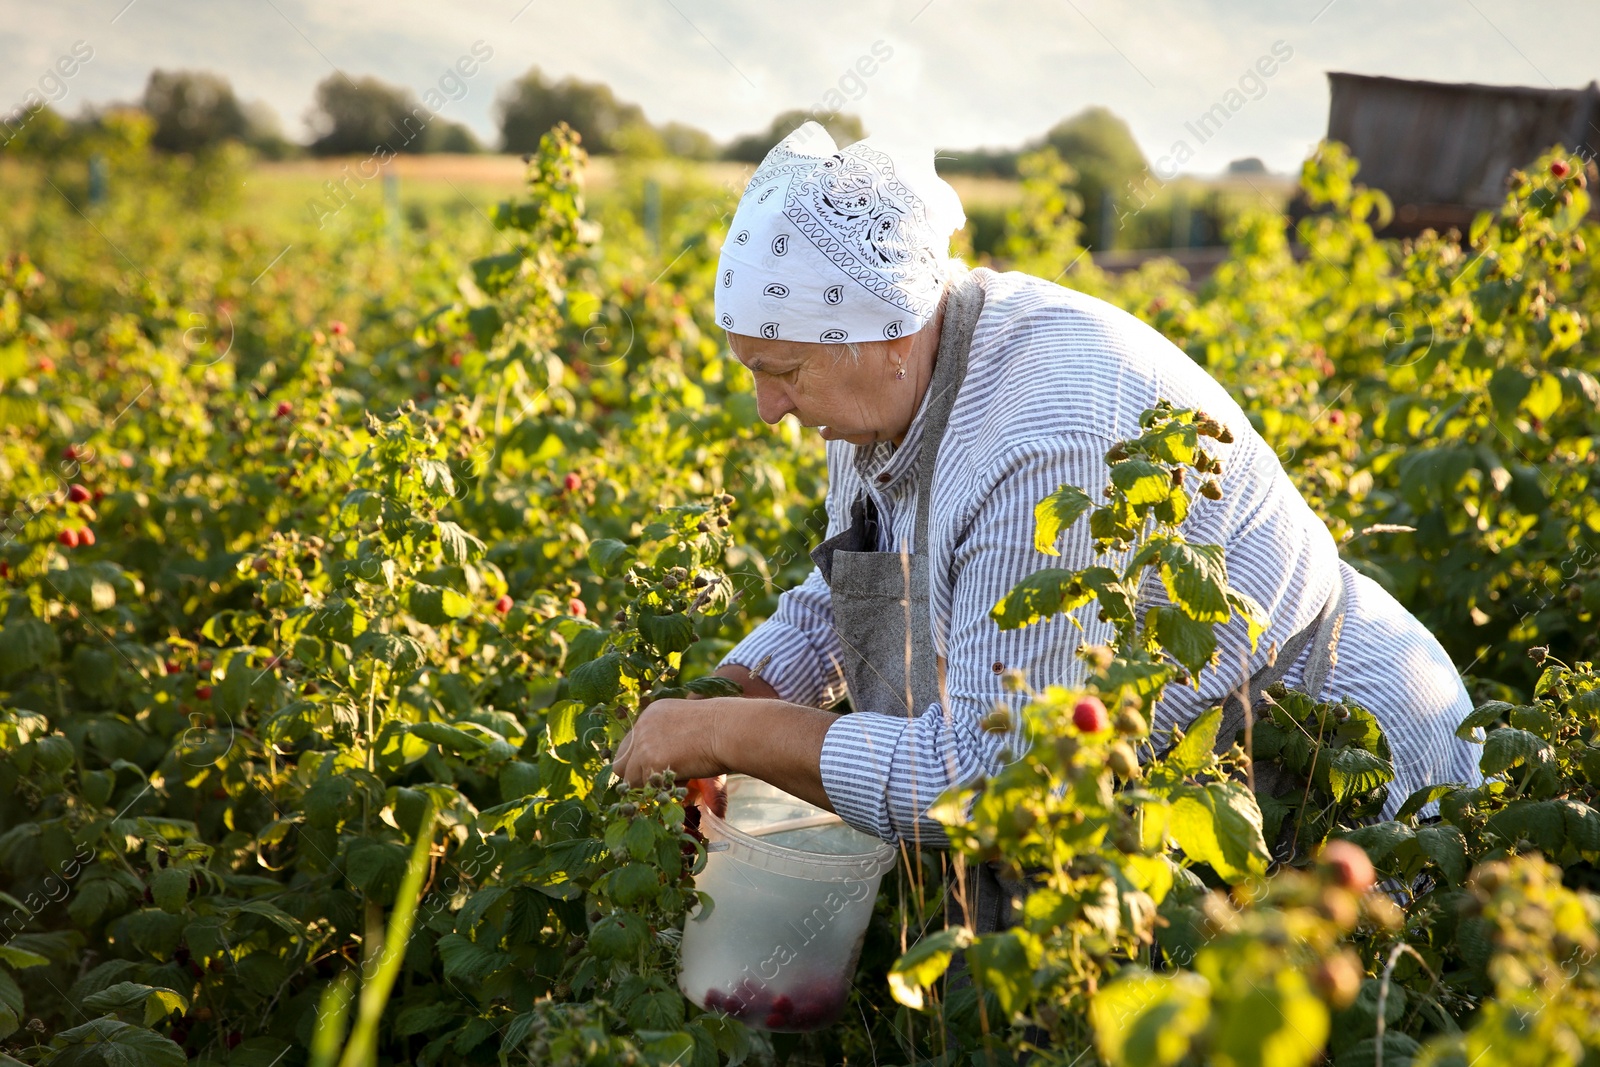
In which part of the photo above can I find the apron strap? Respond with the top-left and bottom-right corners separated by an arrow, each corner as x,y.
911,266 -> 990,555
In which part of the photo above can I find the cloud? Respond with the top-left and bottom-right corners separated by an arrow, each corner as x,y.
3,0 -> 1597,171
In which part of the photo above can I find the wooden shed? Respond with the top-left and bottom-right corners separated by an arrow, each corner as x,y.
1323,71 -> 1600,236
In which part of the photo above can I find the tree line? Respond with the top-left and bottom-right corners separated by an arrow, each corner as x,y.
2,64 -> 1146,178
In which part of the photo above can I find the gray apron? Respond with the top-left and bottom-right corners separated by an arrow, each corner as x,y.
807,265 -> 992,936
808,264 -> 1349,934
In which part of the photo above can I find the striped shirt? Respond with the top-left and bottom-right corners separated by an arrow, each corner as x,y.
721,269 -> 1485,845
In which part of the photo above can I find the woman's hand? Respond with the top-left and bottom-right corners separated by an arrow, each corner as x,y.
613,698 -> 728,788
611,696 -> 839,813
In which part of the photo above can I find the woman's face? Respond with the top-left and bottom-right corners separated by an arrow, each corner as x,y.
726,333 -> 920,446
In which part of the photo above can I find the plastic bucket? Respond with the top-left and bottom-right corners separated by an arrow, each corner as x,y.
677,775 -> 896,1032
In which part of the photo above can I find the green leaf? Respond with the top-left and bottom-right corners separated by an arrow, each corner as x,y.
435,932 -> 512,983
1488,367 -> 1533,421
33,734 -> 76,774
408,583 -> 473,625
1335,1033 -> 1422,1067
0,969 -> 19,1041
0,945 -> 48,969
1479,727 -> 1552,777
1394,783 -> 1461,821
395,1002 -> 458,1037
1166,706 -> 1222,776
1486,799 -> 1565,853
1559,799 -> 1600,855
1146,420 -> 1199,466
436,521 -> 486,565
607,863 -> 661,907
686,675 -> 743,698
50,1018 -> 187,1067
1032,484 -> 1094,556
470,252 -> 524,296
1342,822 -> 1414,863
1112,459 -> 1172,506
1415,824 -> 1468,886
344,839 -> 410,898
1455,700 -> 1516,739
1523,371 -> 1564,422
1089,969 -> 1209,1067
1157,542 -> 1230,622
1080,566 -> 1135,625
81,983 -> 190,1028
588,912 -> 647,960
586,539 -> 631,578
966,930 -> 1038,1017
620,817 -> 658,861
637,611 -> 694,654
1207,965 -> 1328,1067
887,926 -> 974,1011
625,990 -> 685,1032
1327,748 -> 1393,804
990,569 -> 1090,630
149,868 -> 190,915
568,651 -> 622,705
0,617 -> 61,678
1168,782 -> 1269,882
1226,590 -> 1270,651
1152,607 -> 1218,677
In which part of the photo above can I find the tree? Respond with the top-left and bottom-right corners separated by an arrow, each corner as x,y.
142,70 -> 252,154
429,121 -> 482,154
659,121 -> 717,161
308,74 -> 431,156
497,67 -> 650,155
1040,106 -> 1148,249
722,109 -> 867,163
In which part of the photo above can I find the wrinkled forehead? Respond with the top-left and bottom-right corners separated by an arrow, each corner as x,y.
725,332 -> 824,368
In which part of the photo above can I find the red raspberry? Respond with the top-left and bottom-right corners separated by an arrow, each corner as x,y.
275,401 -> 293,418
563,472 -> 581,493
1319,840 -> 1376,892
67,485 -> 91,503
494,595 -> 514,615
78,526 -> 95,546
569,598 -> 587,618
196,685 -> 213,700
1551,159 -> 1572,179
1072,695 -> 1109,733
57,528 -> 80,548
329,320 -> 347,336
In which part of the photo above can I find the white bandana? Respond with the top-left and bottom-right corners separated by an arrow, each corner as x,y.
713,121 -> 965,344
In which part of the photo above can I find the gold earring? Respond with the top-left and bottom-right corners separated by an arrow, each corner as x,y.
895,365 -> 907,380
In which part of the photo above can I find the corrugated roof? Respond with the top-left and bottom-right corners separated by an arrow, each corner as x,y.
1326,72 -> 1600,213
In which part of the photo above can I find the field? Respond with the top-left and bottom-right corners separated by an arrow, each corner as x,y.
1,126 -> 1599,1067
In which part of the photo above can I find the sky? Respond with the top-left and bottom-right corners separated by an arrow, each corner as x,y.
3,0 -> 1597,175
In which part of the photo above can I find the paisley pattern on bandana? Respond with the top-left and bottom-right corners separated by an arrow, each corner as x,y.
784,143 -> 945,321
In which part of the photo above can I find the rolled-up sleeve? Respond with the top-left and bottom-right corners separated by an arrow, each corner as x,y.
819,432 -> 1122,845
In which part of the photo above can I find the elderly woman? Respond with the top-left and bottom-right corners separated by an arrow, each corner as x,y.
614,123 -> 1482,921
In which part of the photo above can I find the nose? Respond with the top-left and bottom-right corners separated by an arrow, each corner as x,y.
753,378 -> 792,424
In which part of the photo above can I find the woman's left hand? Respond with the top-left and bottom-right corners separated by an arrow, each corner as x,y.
613,698 -> 727,787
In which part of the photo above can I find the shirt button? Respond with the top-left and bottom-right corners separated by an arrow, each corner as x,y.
876,473 -> 891,484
